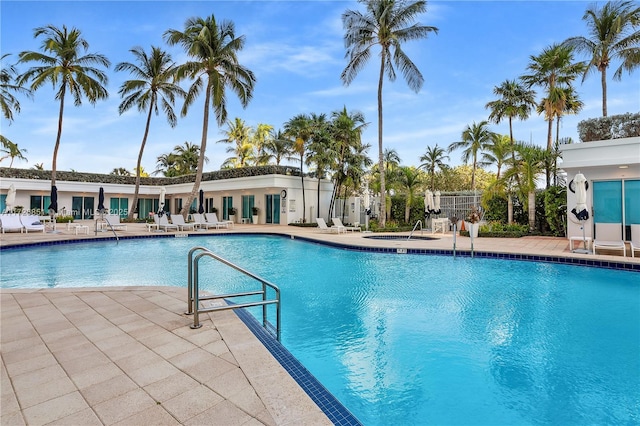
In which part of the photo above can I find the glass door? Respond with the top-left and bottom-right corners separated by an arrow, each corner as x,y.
265,194 -> 280,224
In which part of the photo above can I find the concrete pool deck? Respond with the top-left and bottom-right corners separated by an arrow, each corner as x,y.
1,222 -> 638,425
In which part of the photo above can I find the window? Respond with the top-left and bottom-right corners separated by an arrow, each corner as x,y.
222,196 -> 233,220
30,195 -> 51,215
109,197 -> 129,218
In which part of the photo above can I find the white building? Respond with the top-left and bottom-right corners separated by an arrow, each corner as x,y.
559,136 -> 640,241
0,166 -> 335,225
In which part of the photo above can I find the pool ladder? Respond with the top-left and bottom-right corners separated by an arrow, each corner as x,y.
186,246 -> 281,341
408,220 -> 423,240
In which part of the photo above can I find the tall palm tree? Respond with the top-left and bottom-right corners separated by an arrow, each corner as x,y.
115,46 -> 185,219
380,147 -> 402,220
110,167 -> 132,176
154,153 -> 178,177
284,113 -> 313,222
253,123 -> 274,165
481,133 -> 511,180
164,14 -> 256,216
17,25 -> 110,186
1,54 -> 31,122
341,0 -> 438,227
564,0 -> 640,116
173,141 -> 207,175
418,144 -> 449,190
218,117 -> 254,167
502,142 -> 546,231
448,121 -> 493,190
262,130 -> 293,165
305,113 -> 334,219
397,166 -> 422,223
485,79 -> 536,170
0,139 -> 27,167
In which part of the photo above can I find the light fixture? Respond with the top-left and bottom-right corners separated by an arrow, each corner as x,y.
619,165 -> 629,169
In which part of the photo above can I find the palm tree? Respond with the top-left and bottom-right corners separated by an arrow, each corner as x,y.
503,142 -> 547,231
261,130 -> 292,165
284,113 -> 313,222
253,123 -> 274,165
110,167 -> 132,176
564,1 -> 640,116
164,14 -> 256,216
1,54 -> 31,122
418,144 -> 449,190
481,133 -> 511,180
397,166 -> 422,223
448,121 -> 493,190
379,147 -> 402,220
154,153 -> 179,177
173,141 -> 206,175
17,25 -> 110,187
115,46 -> 185,219
341,0 -> 438,227
485,79 -> 536,170
218,117 -> 254,167
32,162 -> 44,170
0,139 -> 28,167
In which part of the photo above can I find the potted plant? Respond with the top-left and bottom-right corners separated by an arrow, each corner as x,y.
228,206 -> 237,223
467,206 -> 481,238
251,206 -> 259,224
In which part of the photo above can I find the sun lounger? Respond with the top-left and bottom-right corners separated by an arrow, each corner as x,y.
317,217 -> 345,233
21,215 -> 45,233
630,224 -> 640,258
171,214 -> 196,231
191,213 -> 218,230
332,217 -> 361,232
156,214 -> 179,232
593,223 -> 626,256
0,214 -> 24,233
103,214 -> 127,231
205,213 -> 233,229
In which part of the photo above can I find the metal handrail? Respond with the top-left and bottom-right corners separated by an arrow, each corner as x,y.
186,246 -> 281,341
95,214 -> 119,242
408,220 -> 423,240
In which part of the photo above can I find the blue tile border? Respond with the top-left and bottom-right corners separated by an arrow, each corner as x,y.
233,308 -> 363,426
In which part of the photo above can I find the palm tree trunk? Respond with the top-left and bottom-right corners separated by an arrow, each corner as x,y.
52,84 -> 66,186
508,117 -> 521,187
545,118 -> 553,188
129,101 -> 154,219
378,52 -> 386,228
528,191 -> 535,231
601,68 -> 607,117
300,153 -> 306,223
316,173 -> 321,221
508,193 -> 513,224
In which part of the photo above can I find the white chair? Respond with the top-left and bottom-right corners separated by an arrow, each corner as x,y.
316,217 -> 345,233
206,213 -> 233,229
103,214 -> 127,231
21,215 -> 45,233
156,214 -> 179,232
332,217 -> 360,232
432,218 -> 449,234
630,224 -> 640,258
171,214 -> 195,231
593,223 -> 626,257
192,213 -> 218,229
0,214 -> 24,233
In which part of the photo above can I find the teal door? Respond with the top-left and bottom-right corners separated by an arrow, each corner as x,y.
265,194 -> 280,224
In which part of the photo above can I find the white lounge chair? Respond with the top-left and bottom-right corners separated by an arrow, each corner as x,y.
630,224 -> 640,258
206,212 -> 233,229
156,214 -> 179,232
192,213 -> 218,229
171,214 -> 196,231
332,217 -> 360,232
0,214 -> 24,233
316,217 -> 345,233
103,214 -> 127,231
593,223 -> 626,257
21,215 -> 45,233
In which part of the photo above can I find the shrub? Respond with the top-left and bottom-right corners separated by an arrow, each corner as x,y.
577,112 -> 640,142
55,215 -> 74,223
543,185 -> 567,236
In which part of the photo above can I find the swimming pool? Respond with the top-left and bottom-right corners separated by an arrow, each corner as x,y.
2,235 -> 639,425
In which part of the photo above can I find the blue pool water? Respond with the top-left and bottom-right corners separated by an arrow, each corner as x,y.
2,235 -> 639,425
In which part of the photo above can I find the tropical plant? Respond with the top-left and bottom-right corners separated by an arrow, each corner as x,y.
17,25 -> 110,187
173,141 -> 206,175
1,54 -> 31,122
0,138 -> 28,167
253,123 -> 274,165
218,117 -> 254,168
485,79 -> 536,172
418,144 -> 449,190
110,167 -> 132,176
563,0 -> 640,116
306,113 -> 334,219
341,0 -> 438,227
481,133 -> 512,180
448,121 -> 494,190
32,162 -> 44,170
164,14 -> 256,216
397,166 -> 422,223
284,113 -> 313,222
115,46 -> 184,218
262,130 -> 293,165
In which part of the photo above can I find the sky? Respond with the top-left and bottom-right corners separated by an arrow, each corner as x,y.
1,0 -> 639,176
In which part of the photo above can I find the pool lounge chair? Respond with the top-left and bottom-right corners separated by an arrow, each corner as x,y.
192,213 -> 218,229
156,214 -> 179,232
171,214 -> 196,231
316,217 -> 345,233
0,214 -> 24,233
205,213 -> 234,229
332,217 -> 361,232
103,214 -> 128,231
21,215 -> 45,233
593,223 -> 626,257
630,224 -> 640,258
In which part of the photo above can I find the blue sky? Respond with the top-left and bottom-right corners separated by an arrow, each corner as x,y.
1,0 -> 639,175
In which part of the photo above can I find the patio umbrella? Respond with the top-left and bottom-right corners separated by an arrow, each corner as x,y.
434,191 -> 441,215
424,190 -> 434,214
47,185 -> 58,214
198,189 -> 205,214
5,184 -> 16,212
97,187 -> 105,212
570,173 -> 589,221
159,187 -> 166,214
